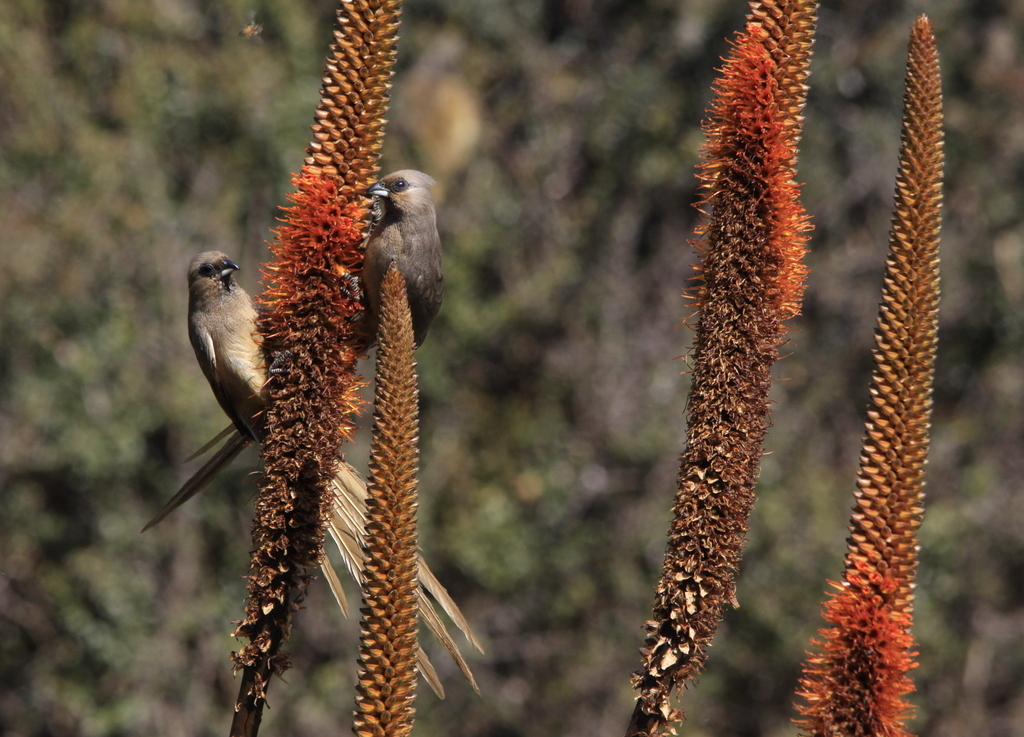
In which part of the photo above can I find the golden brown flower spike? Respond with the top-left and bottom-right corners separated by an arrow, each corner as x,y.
748,0 -> 817,152
229,2 -> 402,735
353,266 -> 421,737
796,16 -> 943,735
628,2 -> 816,735
305,0 -> 402,196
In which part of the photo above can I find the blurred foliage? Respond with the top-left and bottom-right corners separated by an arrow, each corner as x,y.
1,0 -> 1022,736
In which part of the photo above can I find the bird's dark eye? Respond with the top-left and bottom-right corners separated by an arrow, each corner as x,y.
390,178 -> 408,192
199,263 -> 217,277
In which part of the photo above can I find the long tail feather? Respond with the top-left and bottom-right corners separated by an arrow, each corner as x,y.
419,559 -> 485,654
418,586 -> 481,693
142,432 -> 250,532
327,460 -> 481,691
416,645 -> 445,700
325,487 -> 458,700
183,424 -> 237,462
320,556 -> 351,620
152,432 -> 479,693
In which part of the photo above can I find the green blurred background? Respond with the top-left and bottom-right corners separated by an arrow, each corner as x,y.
1,0 -> 1021,735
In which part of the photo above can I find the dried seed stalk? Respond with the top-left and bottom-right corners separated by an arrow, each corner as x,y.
628,4 -> 816,735
230,1 -> 402,734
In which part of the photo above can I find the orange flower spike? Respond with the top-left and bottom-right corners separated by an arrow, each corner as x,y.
795,16 -> 943,736
798,563 -> 918,737
704,32 -> 812,320
229,1 -> 403,734
628,4 -> 816,734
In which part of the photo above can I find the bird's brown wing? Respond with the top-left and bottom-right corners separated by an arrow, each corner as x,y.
189,317 -> 248,435
189,302 -> 266,442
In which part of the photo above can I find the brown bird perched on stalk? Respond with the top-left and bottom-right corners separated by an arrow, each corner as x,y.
362,169 -> 443,347
184,253 -> 265,441
144,251 -> 480,696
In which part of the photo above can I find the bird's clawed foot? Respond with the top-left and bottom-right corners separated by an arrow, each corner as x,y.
268,350 -> 294,376
339,273 -> 363,302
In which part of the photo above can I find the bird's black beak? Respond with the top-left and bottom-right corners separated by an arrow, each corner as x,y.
219,259 -> 240,287
367,182 -> 390,198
